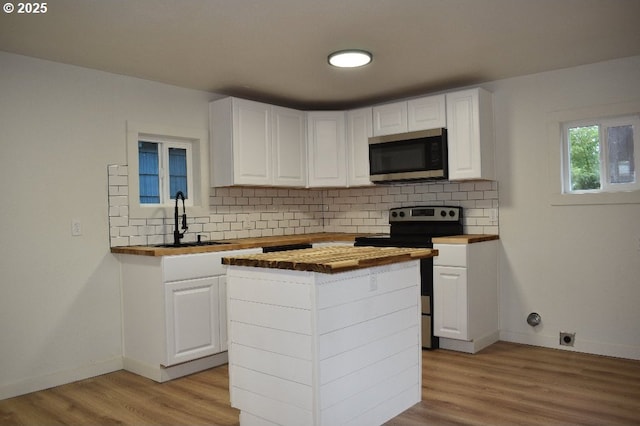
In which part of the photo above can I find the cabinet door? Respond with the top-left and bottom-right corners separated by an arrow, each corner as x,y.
232,98 -> 272,185
307,111 -> 347,187
372,101 -> 407,136
446,88 -> 494,180
408,94 -> 446,131
219,275 -> 228,352
433,266 -> 468,340
346,107 -> 373,187
272,106 -> 306,187
165,277 -> 221,366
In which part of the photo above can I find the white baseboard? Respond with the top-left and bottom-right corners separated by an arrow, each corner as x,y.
438,331 -> 500,354
0,357 -> 123,400
123,352 -> 229,383
500,330 -> 640,361
1,352 -> 231,401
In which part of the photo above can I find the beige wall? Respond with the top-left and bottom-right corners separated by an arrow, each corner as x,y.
487,55 -> 640,359
0,52 -> 213,399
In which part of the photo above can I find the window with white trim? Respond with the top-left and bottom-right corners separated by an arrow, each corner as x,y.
137,135 -> 193,205
562,115 -> 640,194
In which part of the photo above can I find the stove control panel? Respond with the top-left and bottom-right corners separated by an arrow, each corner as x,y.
389,206 -> 461,222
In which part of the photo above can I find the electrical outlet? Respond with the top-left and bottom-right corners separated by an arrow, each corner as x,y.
71,219 -> 82,236
559,332 -> 575,347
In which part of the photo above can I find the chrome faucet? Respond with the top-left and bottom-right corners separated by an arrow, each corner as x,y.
173,191 -> 188,245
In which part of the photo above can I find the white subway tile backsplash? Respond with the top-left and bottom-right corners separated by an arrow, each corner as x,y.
107,164 -> 499,247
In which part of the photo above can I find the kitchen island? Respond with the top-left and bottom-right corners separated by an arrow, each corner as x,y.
222,246 -> 437,426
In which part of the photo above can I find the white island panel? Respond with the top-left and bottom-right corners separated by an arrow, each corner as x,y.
226,261 -> 422,426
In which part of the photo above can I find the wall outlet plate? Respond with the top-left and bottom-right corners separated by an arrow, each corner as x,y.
560,331 -> 575,346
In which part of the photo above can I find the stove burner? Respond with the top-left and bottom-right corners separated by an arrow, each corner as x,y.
355,206 -> 463,248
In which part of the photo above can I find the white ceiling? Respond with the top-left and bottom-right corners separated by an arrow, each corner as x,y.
1,0 -> 640,109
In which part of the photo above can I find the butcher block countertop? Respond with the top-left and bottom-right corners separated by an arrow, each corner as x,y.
110,232 -> 365,256
432,234 -> 499,244
222,245 -> 437,274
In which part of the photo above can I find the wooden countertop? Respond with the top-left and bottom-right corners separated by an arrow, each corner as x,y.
110,232 -> 365,256
222,246 -> 438,274
431,234 -> 499,244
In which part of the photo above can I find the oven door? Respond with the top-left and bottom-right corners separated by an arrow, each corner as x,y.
420,257 -> 437,349
355,236 -> 438,349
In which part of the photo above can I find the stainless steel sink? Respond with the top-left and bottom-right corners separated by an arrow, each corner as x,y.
153,241 -> 230,248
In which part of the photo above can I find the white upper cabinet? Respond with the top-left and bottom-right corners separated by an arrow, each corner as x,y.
346,107 -> 373,187
307,111 -> 347,187
373,94 -> 446,136
408,95 -> 447,131
372,100 -> 408,136
210,88 -> 494,188
272,106 -> 307,187
445,88 -> 495,181
210,97 -> 306,187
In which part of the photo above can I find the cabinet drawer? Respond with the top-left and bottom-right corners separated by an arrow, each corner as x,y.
433,244 -> 468,267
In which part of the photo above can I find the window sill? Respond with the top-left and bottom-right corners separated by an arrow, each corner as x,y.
549,190 -> 640,206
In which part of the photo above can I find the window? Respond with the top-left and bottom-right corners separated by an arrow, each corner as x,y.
137,136 -> 193,205
562,115 -> 640,194
126,121 -> 209,218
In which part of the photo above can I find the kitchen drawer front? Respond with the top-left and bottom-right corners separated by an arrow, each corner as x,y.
163,248 -> 261,282
433,244 -> 468,267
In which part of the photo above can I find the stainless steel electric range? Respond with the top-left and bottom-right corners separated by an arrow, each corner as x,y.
354,205 -> 463,349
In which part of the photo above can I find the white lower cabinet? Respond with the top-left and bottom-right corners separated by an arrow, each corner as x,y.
433,265 -> 468,339
165,276 -> 220,366
119,248 -> 260,382
433,240 -> 498,353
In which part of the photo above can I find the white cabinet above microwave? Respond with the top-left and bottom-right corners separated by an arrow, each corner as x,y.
372,94 -> 446,137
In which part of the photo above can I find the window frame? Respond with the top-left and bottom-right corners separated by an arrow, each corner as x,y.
126,121 -> 209,219
137,135 -> 194,206
548,100 -> 640,206
561,115 -> 640,194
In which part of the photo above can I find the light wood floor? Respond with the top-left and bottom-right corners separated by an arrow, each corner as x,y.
2,341 -> 639,425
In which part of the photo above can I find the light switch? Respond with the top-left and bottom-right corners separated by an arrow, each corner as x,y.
71,219 -> 82,236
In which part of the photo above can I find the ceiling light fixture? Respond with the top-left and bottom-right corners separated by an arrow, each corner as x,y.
328,49 -> 372,68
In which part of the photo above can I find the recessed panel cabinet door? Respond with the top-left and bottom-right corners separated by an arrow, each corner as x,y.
446,88 -> 494,180
272,106 -> 306,186
408,94 -> 446,131
433,266 -> 468,340
233,98 -> 272,185
372,101 -> 408,136
165,277 -> 221,366
346,107 -> 373,186
307,111 -> 347,187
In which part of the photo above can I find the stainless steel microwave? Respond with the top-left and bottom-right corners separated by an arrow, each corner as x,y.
369,128 -> 448,183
